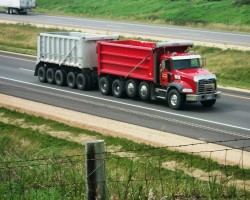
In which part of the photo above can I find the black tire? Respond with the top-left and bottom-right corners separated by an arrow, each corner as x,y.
99,76 -> 112,95
37,66 -> 46,83
112,79 -> 125,98
76,73 -> 88,90
126,79 -> 139,98
167,89 -> 185,110
201,99 -> 216,107
6,8 -> 10,14
67,72 -> 76,88
139,81 -> 150,100
85,73 -> 92,90
55,69 -> 66,86
46,68 -> 55,84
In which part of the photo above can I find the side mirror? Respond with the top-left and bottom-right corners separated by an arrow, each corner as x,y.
201,58 -> 206,67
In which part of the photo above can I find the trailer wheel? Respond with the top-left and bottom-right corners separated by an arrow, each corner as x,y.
99,76 -> 112,95
85,73 -> 92,90
126,79 -> 138,98
55,70 -> 66,86
76,74 -> 88,90
6,8 -> 10,14
67,72 -> 76,88
112,79 -> 125,98
201,99 -> 216,107
167,89 -> 185,110
46,68 -> 55,84
37,66 -> 47,83
139,81 -> 150,100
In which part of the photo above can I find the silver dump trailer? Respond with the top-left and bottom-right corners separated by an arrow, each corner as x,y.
1,0 -> 36,14
35,32 -> 119,90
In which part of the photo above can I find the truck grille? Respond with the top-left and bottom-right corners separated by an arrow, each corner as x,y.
198,79 -> 216,94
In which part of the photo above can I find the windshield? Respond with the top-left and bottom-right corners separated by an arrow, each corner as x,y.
172,58 -> 201,70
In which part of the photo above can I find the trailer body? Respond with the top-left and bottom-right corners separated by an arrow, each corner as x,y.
37,32 -> 118,69
1,0 -> 36,14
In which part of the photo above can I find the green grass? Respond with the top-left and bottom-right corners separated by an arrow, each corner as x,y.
35,0 -> 250,32
0,106 -> 250,199
193,46 -> 250,89
0,24 -> 62,56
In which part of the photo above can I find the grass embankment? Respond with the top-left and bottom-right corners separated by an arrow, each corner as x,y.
0,107 -> 250,199
35,0 -> 250,32
1,23 -> 250,89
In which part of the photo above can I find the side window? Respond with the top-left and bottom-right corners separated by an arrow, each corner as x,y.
164,60 -> 170,71
161,61 -> 166,69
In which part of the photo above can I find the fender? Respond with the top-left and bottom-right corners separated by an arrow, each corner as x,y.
166,82 -> 183,94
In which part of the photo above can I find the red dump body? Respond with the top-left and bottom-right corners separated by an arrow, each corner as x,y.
98,40 -> 157,81
97,40 -> 192,82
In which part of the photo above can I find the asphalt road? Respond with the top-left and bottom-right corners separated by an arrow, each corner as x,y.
0,51 -> 250,151
0,12 -> 250,47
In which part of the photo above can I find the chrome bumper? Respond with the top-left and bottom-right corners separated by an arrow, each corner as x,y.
186,91 -> 221,102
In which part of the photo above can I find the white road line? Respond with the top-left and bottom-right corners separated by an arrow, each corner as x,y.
19,68 -> 34,72
0,54 -> 35,63
0,50 -> 36,58
10,66 -> 250,101
223,93 -> 250,100
1,76 -> 250,132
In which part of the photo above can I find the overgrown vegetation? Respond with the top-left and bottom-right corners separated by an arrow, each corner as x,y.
35,0 -> 250,32
1,23 -> 250,89
0,107 -> 250,199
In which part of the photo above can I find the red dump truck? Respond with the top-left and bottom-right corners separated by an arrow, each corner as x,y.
35,32 -> 221,110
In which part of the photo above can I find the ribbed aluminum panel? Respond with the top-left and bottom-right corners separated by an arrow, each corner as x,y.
37,32 -> 119,69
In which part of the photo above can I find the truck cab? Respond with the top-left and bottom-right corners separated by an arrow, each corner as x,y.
157,51 -> 221,109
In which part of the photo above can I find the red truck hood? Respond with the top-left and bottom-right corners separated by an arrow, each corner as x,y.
176,68 -> 213,80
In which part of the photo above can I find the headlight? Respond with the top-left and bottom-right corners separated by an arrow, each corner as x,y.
182,88 -> 193,93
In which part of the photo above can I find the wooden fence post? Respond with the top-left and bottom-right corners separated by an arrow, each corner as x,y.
86,140 -> 106,200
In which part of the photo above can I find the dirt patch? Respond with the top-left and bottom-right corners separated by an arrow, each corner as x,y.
0,113 -> 96,144
107,145 -> 138,161
48,131 -> 96,144
162,161 -> 250,191
0,93 -> 250,169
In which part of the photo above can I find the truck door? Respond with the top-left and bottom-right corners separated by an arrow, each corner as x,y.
160,60 -> 170,86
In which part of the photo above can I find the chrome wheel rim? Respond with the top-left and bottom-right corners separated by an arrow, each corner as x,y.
140,85 -> 147,96
170,94 -> 178,106
127,82 -> 134,94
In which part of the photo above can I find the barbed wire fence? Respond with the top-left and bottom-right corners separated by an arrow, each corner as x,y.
0,138 -> 250,199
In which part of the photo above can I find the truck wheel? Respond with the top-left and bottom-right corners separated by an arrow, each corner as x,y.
37,66 -> 47,83
6,8 -> 10,14
55,70 -> 66,86
46,68 -> 55,84
126,79 -> 138,98
168,89 -> 185,110
10,9 -> 13,14
76,74 -> 88,90
112,79 -> 125,98
99,76 -> 112,95
67,72 -> 76,88
139,81 -> 150,100
201,99 -> 216,107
